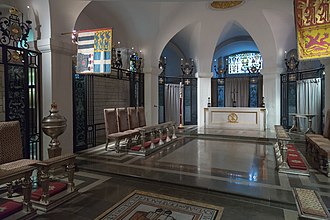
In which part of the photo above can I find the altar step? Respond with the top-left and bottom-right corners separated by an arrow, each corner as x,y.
177,126 -> 276,143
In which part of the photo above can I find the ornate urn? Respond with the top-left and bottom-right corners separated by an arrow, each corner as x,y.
41,102 -> 67,158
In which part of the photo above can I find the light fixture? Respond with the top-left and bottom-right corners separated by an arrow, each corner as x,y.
0,7 -> 32,48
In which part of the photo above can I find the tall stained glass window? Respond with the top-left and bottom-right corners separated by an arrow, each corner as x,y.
227,52 -> 262,74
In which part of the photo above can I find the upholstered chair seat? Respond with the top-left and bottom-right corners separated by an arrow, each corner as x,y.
0,121 -> 38,168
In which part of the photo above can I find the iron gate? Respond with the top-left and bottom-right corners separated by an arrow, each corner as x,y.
0,45 -> 42,159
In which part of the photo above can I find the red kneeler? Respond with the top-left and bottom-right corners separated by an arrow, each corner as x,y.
287,144 -> 307,170
0,199 -> 23,219
31,182 -> 67,201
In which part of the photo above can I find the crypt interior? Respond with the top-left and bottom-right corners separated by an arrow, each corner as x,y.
0,0 -> 330,219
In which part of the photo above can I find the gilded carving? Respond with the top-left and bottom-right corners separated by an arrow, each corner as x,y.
227,113 -> 238,123
210,1 -> 244,10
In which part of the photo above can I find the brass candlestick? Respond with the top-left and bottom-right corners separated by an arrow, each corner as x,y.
41,103 -> 67,158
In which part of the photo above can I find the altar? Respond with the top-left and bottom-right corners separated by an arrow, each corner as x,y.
204,107 -> 266,131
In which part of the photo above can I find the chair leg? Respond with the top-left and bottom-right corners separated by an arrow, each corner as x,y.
67,162 -> 75,192
105,139 -> 109,151
6,182 -> 13,198
40,168 -> 50,205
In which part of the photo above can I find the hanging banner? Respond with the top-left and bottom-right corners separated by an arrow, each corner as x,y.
76,28 -> 112,73
295,0 -> 330,60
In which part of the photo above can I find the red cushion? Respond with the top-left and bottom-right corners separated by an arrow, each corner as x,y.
0,200 -> 22,219
131,146 -> 141,151
31,182 -> 67,201
153,138 -> 160,144
288,158 -> 307,170
144,141 -> 152,148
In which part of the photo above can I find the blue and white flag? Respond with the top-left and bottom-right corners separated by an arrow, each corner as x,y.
77,28 -> 112,73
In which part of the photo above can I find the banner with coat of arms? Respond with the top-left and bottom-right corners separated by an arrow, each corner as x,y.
295,0 -> 330,60
76,28 -> 112,73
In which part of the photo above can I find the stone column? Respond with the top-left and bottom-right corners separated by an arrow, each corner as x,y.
261,67 -> 283,130
196,72 -> 213,126
143,68 -> 159,126
37,36 -> 75,159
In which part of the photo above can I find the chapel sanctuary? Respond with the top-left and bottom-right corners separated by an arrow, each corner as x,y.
0,0 -> 329,219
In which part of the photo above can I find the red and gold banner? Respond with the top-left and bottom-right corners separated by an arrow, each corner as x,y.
295,0 -> 330,60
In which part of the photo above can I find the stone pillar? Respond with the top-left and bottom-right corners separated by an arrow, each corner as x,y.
143,68 -> 159,126
261,67 -> 283,130
322,58 -> 330,113
37,36 -> 75,159
196,72 -> 213,126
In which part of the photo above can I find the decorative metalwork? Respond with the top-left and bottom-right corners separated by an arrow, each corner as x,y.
250,84 -> 258,107
285,53 -> 299,72
210,1 -> 244,9
159,56 -> 166,71
72,67 -> 144,152
1,45 -> 41,159
180,58 -> 194,75
218,85 -> 225,107
228,112 -> 238,123
0,7 -> 32,48
41,103 -> 67,158
214,57 -> 227,77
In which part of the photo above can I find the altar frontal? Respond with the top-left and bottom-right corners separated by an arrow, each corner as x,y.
204,107 -> 266,130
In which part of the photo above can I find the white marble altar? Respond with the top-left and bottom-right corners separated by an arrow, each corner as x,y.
204,107 -> 266,130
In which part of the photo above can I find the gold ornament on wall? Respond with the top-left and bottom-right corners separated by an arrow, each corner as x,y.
210,1 -> 244,10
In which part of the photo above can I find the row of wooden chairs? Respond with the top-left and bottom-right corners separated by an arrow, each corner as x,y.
104,107 -> 176,153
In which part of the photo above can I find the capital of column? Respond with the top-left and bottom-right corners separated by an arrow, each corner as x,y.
37,36 -> 76,55
260,66 -> 284,75
195,72 -> 213,78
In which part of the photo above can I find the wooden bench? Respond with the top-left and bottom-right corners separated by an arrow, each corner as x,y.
305,109 -> 330,176
274,125 -> 291,170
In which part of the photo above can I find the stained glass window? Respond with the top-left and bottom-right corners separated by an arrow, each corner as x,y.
227,52 -> 263,74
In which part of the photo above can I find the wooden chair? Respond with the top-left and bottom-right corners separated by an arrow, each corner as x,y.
127,107 -> 139,130
0,121 -> 38,197
137,106 -> 146,127
104,108 -> 136,152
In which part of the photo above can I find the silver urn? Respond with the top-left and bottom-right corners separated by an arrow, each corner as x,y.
41,103 -> 67,158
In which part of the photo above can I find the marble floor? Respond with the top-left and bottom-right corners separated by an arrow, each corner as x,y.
36,128 -> 330,219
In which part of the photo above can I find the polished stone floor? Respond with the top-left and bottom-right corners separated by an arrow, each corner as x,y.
36,128 -> 330,219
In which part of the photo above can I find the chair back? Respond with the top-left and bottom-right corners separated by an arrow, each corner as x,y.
137,106 -> 146,127
0,121 -> 23,164
104,108 -> 119,136
324,109 -> 330,139
127,107 -> 139,129
117,108 -> 130,132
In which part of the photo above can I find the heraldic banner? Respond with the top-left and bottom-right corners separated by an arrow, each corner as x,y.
295,0 -> 330,60
77,28 -> 112,73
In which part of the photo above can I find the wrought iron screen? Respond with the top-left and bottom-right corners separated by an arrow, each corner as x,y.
158,76 -> 197,125
0,45 -> 42,159
72,67 -> 144,152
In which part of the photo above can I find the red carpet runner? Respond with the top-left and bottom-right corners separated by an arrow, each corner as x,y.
287,144 -> 307,170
